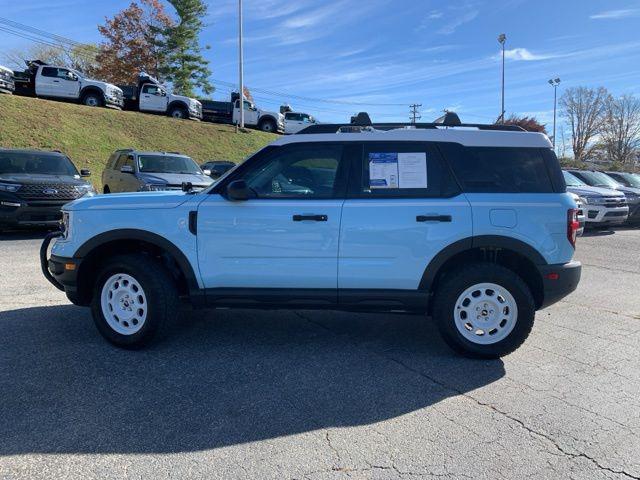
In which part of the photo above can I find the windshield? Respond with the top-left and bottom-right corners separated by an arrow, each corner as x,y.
138,155 -> 202,174
574,171 -> 620,189
0,151 -> 79,176
612,172 -> 640,188
563,171 -> 585,187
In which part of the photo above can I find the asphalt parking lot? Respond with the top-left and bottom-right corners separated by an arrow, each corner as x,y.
0,228 -> 639,480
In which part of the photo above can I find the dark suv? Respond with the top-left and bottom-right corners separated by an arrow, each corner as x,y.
0,149 -> 95,229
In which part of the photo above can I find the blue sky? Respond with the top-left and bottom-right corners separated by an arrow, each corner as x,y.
2,0 -> 640,128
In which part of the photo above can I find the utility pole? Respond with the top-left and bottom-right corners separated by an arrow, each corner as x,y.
498,33 -> 506,124
548,78 -> 561,150
238,0 -> 245,129
409,104 -> 422,124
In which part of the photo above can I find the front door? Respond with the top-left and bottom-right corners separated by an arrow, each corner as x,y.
55,68 -> 80,98
196,143 -> 352,295
338,141 -> 472,295
140,84 -> 167,112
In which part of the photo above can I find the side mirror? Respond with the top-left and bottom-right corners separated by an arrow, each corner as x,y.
121,165 -> 134,174
226,179 -> 252,201
203,169 -> 212,176
80,169 -> 91,177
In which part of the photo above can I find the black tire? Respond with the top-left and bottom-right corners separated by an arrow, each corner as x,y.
82,92 -> 103,107
259,118 -> 277,133
103,185 -> 110,194
90,254 -> 180,349
432,262 -> 535,359
169,106 -> 188,119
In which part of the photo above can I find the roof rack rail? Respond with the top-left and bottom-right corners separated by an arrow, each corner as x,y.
297,111 -> 526,134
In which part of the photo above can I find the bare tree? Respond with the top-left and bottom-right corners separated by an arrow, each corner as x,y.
560,86 -> 608,161
601,94 -> 640,166
1,43 -> 99,74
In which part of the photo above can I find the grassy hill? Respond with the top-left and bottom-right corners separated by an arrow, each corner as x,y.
0,94 -> 277,187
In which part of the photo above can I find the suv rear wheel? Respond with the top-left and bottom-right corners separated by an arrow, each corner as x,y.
432,262 -> 535,358
90,254 -> 180,348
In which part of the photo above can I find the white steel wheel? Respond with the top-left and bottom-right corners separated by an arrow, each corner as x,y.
453,282 -> 518,345
100,273 -> 148,335
171,109 -> 186,119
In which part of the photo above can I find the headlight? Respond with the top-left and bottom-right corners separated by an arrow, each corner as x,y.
583,196 -> 607,205
0,182 -> 21,193
74,185 -> 96,196
141,184 -> 169,191
578,196 -> 587,205
60,211 -> 70,238
625,194 -> 639,203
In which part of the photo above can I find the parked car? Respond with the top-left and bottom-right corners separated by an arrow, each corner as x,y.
567,192 -> 585,236
201,93 -> 284,133
102,150 -> 213,194
0,64 -> 15,94
42,113 -> 582,358
284,112 -> 318,134
118,73 -> 202,120
0,149 -> 94,230
567,169 -> 640,225
200,160 -> 236,179
563,171 -> 628,227
12,60 -> 123,109
604,171 -> 640,224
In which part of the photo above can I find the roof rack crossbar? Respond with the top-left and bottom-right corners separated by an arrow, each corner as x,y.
297,122 -> 526,134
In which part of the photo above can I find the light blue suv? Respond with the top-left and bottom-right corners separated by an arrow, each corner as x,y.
41,114 -> 582,358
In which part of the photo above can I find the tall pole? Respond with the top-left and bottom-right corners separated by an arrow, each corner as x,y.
409,103 -> 422,124
238,0 -> 244,129
498,34 -> 506,123
548,78 -> 561,151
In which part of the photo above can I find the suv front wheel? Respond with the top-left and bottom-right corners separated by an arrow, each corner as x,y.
90,254 -> 180,348
432,262 -> 535,359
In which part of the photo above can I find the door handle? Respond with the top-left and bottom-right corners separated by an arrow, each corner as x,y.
53,80 -> 60,83
293,214 -> 328,222
416,215 -> 452,222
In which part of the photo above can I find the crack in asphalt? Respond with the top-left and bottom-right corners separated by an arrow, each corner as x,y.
293,311 -> 640,480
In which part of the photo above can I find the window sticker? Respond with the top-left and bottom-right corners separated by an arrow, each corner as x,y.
369,153 -> 399,188
368,152 -> 427,189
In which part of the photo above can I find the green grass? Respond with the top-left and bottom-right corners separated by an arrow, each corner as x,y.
0,94 -> 277,187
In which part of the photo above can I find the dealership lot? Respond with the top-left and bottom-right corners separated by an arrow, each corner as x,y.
0,229 -> 639,479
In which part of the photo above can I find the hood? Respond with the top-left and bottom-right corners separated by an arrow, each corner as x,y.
137,172 -> 213,187
566,185 -> 625,197
0,65 -> 13,74
80,77 -> 122,93
616,185 -> 640,196
169,93 -> 199,105
64,191 -> 194,211
0,172 -> 90,186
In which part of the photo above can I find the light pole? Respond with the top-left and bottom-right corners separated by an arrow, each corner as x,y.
548,78 -> 561,150
238,0 -> 244,129
498,33 -> 506,123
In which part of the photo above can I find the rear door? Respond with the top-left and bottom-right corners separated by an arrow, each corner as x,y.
196,142 -> 353,294
338,141 -> 472,297
36,67 -> 58,96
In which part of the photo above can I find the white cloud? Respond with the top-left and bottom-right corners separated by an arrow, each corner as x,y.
437,10 -> 479,35
590,8 -> 640,19
502,48 -> 553,61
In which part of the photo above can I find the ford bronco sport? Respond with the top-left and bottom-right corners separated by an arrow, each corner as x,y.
41,113 -> 581,358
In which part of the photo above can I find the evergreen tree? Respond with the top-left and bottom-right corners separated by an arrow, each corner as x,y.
161,0 -> 213,96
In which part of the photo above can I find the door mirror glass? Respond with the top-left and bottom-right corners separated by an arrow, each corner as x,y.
225,179 -> 252,201
80,169 -> 91,177
121,165 -> 134,174
203,169 -> 212,176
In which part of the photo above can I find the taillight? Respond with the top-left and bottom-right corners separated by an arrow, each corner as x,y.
567,208 -> 579,248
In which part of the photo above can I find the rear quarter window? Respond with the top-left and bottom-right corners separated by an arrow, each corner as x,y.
439,144 -> 554,193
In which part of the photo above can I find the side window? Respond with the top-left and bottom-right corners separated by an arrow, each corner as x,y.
440,144 -> 554,193
243,144 -> 345,199
57,68 -> 71,80
107,153 -> 118,170
114,154 -> 129,170
354,142 -> 456,198
142,85 -> 158,95
123,155 -> 136,169
41,67 -> 57,78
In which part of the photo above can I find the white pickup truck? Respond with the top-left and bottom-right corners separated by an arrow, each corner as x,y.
118,73 -> 202,120
201,94 -> 284,133
0,64 -> 15,94
13,60 -> 123,108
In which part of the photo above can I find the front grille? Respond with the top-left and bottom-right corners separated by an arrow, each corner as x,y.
605,211 -> 627,217
0,71 -> 11,81
16,184 -> 82,201
603,196 -> 626,208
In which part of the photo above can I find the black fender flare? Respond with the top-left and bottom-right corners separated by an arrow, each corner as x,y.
168,100 -> 189,113
75,229 -> 200,294
419,235 -> 547,291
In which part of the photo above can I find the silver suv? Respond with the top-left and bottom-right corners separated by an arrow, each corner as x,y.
102,150 -> 213,194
